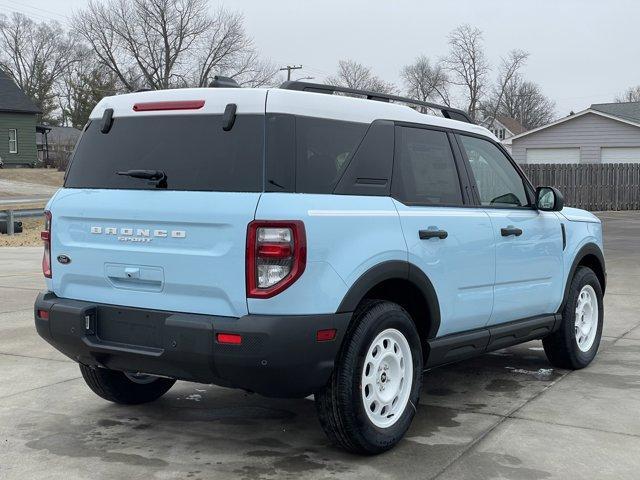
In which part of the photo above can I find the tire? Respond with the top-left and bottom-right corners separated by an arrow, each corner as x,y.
315,300 -> 423,454
543,266 -> 604,369
79,365 -> 176,405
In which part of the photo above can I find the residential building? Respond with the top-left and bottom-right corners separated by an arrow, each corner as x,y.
0,70 -> 41,167
37,125 -> 82,168
510,102 -> 640,164
489,115 -> 526,141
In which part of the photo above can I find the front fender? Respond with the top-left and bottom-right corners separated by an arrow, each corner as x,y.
559,242 -> 606,312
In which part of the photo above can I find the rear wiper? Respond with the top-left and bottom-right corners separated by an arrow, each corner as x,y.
116,169 -> 167,188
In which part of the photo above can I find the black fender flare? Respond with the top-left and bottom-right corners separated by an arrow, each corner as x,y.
336,260 -> 441,339
560,243 -> 606,312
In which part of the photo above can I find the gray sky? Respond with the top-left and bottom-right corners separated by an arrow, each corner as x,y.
8,0 -> 640,118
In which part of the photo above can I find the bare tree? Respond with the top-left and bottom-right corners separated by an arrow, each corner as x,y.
326,59 -> 396,94
484,74 -> 555,130
58,47 -> 119,129
73,0 -> 277,91
482,49 -> 529,126
401,55 -> 450,108
615,85 -> 640,103
0,12 -> 78,122
444,24 -> 490,121
191,9 -> 277,87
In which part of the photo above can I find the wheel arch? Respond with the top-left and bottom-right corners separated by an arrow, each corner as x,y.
561,243 -> 606,312
336,260 -> 441,340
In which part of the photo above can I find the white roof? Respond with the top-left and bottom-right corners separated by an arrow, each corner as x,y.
89,87 -> 494,139
89,88 -> 269,118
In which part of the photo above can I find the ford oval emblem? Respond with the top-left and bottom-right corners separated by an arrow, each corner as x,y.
57,255 -> 71,265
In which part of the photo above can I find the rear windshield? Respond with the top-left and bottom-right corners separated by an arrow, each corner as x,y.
65,114 -> 264,191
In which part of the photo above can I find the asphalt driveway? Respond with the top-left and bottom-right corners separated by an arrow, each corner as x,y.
1,211 -> 639,479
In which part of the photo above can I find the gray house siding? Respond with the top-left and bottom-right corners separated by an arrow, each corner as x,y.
512,112 -> 640,164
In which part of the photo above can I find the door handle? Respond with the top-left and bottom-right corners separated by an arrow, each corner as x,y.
419,229 -> 448,240
501,227 -> 523,237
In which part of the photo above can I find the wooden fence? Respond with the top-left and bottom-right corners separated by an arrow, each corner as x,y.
519,163 -> 640,211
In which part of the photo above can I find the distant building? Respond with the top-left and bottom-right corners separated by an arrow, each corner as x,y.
510,102 -> 640,164
0,70 -> 41,167
489,115 -> 526,141
37,126 -> 82,168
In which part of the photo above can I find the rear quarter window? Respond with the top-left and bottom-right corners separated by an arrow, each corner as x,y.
65,114 -> 264,192
295,117 -> 367,194
392,126 -> 464,205
265,115 -> 368,194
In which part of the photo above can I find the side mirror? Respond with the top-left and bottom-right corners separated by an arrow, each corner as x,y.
536,186 -> 564,212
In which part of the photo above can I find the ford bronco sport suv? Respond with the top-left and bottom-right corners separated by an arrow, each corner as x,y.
34,79 -> 605,454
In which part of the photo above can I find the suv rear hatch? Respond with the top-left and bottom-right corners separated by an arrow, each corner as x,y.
48,89 -> 267,317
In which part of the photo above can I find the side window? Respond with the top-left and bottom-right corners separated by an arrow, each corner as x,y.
295,117 -> 367,194
393,126 -> 463,205
8,128 -> 17,153
459,135 -> 529,207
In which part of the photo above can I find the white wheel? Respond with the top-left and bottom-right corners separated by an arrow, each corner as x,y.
361,328 -> 413,429
575,285 -> 598,352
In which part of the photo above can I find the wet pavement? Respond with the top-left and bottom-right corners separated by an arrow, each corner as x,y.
1,211 -> 639,479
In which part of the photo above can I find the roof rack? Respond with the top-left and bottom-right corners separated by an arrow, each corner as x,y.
280,80 -> 474,124
210,76 -> 241,88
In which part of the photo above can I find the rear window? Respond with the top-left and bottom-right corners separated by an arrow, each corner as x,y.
65,114 -> 264,191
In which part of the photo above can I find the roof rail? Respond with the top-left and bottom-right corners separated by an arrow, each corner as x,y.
280,80 -> 474,124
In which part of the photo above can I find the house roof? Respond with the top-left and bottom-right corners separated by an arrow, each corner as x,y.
509,103 -> 640,142
591,101 -> 640,123
37,126 -> 82,145
0,70 -> 41,114
495,115 -> 526,135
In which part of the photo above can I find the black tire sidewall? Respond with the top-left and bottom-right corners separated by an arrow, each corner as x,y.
346,302 -> 422,450
80,365 -> 175,404
562,267 -> 604,366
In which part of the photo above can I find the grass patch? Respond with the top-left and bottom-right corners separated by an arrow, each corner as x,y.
0,168 -> 65,187
0,217 -> 44,247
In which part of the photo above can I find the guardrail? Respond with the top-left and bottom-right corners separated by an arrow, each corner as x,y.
0,208 -> 44,235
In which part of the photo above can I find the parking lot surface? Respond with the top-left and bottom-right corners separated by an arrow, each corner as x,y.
1,211 -> 639,479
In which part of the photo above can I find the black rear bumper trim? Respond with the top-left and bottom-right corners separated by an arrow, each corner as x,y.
35,292 -> 350,398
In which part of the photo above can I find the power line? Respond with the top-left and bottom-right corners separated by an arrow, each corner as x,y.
4,0 -> 70,21
0,2 -> 69,25
279,65 -> 302,81
0,3 -> 51,22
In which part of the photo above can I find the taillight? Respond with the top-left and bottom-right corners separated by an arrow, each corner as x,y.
41,210 -> 52,278
246,221 -> 306,298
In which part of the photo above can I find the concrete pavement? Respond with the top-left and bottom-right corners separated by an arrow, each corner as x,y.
1,212 -> 639,479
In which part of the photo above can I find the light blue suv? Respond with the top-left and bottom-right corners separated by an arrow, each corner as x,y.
34,79 -> 605,454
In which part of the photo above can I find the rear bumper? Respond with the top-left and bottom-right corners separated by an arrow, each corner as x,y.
34,292 -> 350,398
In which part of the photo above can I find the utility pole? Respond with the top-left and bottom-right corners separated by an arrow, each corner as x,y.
280,65 -> 303,81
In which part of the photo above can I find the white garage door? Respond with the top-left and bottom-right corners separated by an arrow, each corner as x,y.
601,147 -> 640,164
526,148 -> 580,164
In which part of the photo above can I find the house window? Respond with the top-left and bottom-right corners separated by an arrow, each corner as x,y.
8,129 -> 18,153
491,128 -> 506,140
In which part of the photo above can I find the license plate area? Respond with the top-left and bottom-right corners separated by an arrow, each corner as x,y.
96,306 -> 167,348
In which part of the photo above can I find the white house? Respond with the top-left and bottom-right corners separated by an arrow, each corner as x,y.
489,115 -> 526,141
